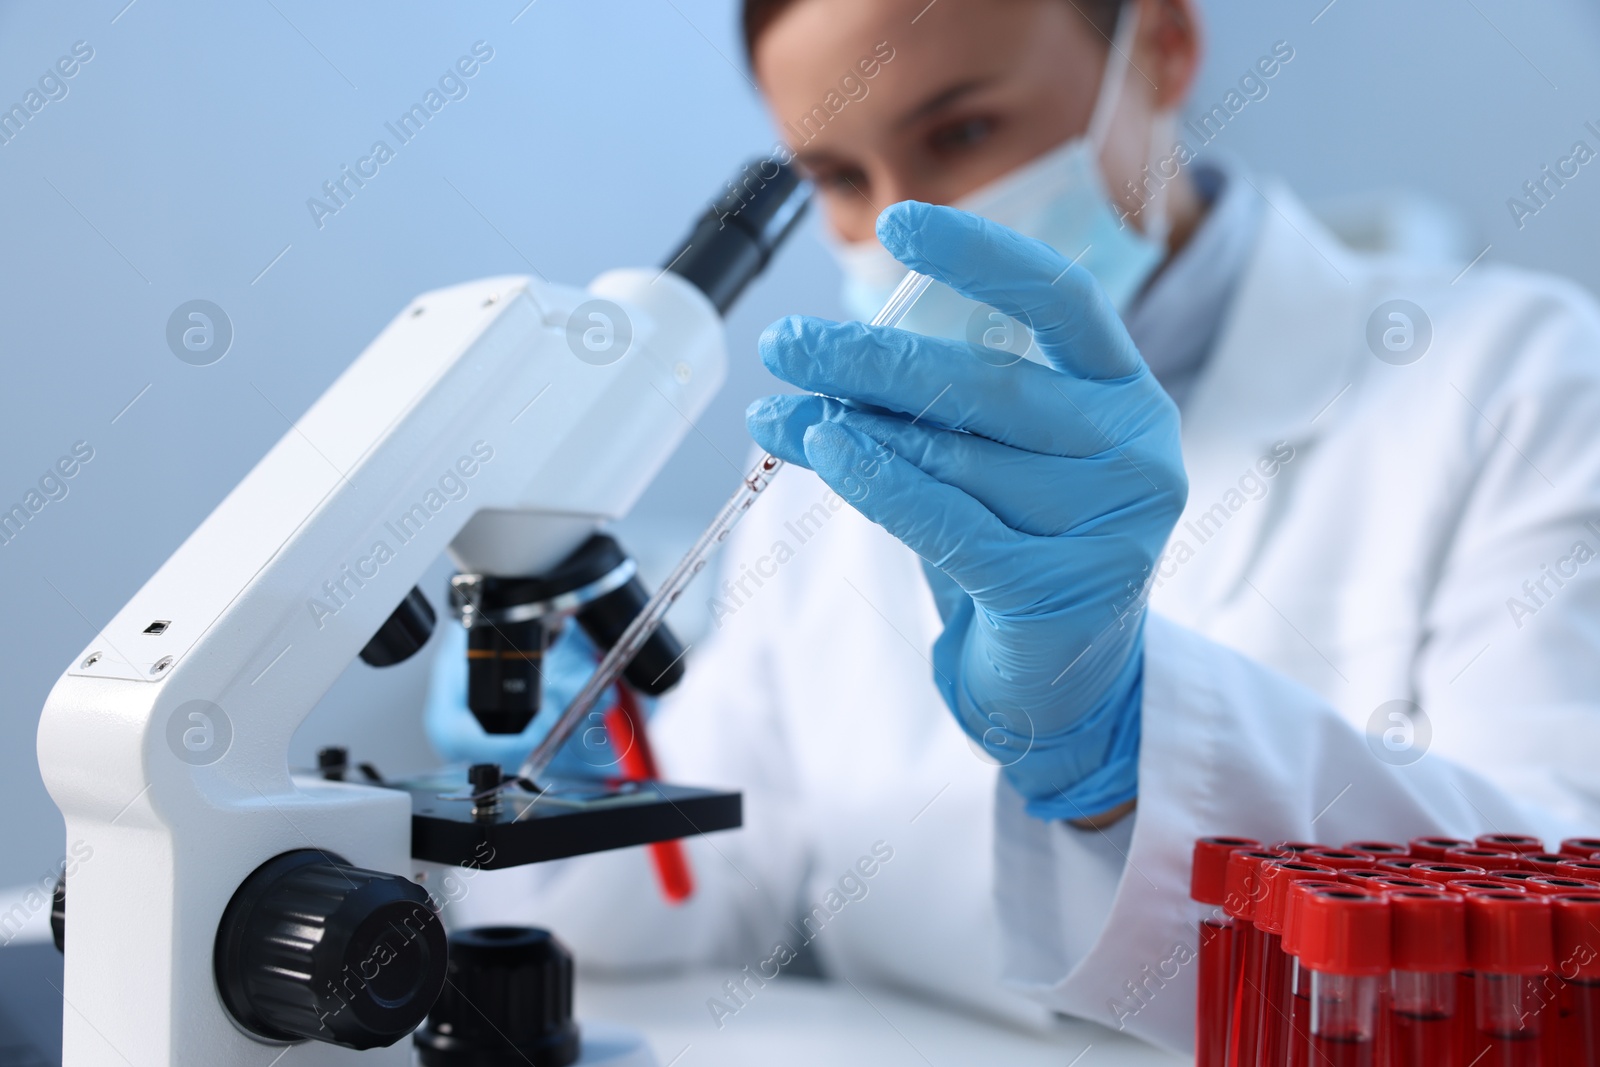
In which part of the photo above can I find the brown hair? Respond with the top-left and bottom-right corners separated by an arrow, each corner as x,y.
741,0 -> 1127,66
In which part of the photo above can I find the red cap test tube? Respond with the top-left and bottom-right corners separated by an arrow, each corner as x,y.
1446,848 -> 1532,872
1342,869 -> 1408,887
1410,862 -> 1489,885
1557,859 -> 1600,880
1192,836 -> 1259,1067
1442,878 -> 1523,1058
1283,878 -> 1348,1067
1477,834 -> 1546,855
1558,838 -> 1600,859
1224,849 -> 1282,1067
1256,861 -> 1338,1066
1551,893 -> 1600,1067
1295,887 -> 1391,1067
1343,840 -> 1409,857
1449,876 -> 1532,895
1303,849 -> 1376,871
1411,837 -> 1475,861
1371,876 -> 1440,892
1465,890 -> 1555,1066
1387,888 -> 1466,1067
1186,831 -> 1600,1066
1378,858 -> 1433,877
1486,870 -> 1550,889
1526,875 -> 1600,896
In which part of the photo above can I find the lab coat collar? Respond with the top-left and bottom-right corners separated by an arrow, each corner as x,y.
1126,156 -> 1263,409
1180,178 -> 1367,456
1153,180 -> 1369,623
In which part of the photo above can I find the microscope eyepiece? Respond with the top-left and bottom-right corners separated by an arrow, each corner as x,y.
662,153 -> 810,315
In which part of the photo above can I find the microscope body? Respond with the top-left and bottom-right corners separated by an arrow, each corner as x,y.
35,267 -> 726,1066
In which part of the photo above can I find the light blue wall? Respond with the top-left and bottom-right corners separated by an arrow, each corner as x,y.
1193,0 -> 1600,289
2,0 -> 1597,885
0,0 -> 846,885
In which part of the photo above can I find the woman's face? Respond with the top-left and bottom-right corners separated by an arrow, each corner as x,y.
753,0 -> 1193,244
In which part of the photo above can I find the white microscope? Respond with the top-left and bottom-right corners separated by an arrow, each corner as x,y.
36,159 -> 808,1067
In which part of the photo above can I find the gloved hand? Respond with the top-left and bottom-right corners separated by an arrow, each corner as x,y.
746,201 -> 1187,820
423,622 -> 624,779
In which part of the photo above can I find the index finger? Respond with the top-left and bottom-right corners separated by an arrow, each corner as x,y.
758,315 -> 1162,458
876,200 -> 1145,381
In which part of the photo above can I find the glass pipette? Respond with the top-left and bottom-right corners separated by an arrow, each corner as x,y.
515,269 -> 935,785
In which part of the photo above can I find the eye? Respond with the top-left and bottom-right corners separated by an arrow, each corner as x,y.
927,116 -> 997,156
807,165 -> 870,198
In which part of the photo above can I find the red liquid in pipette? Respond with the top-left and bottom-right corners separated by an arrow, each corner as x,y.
603,686 -> 693,903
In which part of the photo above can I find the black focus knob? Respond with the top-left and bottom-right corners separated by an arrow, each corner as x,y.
215,850 -> 448,1051
360,585 -> 437,667
51,872 -> 65,952
415,926 -> 580,1067
318,745 -> 349,780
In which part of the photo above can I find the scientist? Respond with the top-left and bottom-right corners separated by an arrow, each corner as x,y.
428,0 -> 1600,1051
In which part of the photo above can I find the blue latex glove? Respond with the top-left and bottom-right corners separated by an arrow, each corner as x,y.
746,202 -> 1187,820
423,622 -> 624,779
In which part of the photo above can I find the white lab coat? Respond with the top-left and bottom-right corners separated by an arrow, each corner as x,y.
448,183 -> 1600,1054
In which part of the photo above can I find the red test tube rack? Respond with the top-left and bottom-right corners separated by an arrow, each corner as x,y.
1186,831 -> 1600,1065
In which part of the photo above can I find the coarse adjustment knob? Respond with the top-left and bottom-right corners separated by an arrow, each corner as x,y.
214,850 -> 448,1050
360,585 -> 438,667
415,926 -> 580,1067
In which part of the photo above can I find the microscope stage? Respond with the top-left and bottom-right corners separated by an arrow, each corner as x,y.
398,774 -> 742,869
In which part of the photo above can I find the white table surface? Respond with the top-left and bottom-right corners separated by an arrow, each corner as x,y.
576,969 -> 1191,1067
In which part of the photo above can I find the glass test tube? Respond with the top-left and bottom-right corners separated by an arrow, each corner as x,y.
1552,893 -> 1600,1067
1255,861 -> 1338,1067
1224,849 -> 1282,1067
1192,837 -> 1260,1067
1464,891 -> 1555,1067
1387,888 -> 1466,1067
1283,878 -> 1348,1067
1298,887 -> 1391,1067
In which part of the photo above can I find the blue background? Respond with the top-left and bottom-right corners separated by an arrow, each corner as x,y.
1,0 -> 1597,886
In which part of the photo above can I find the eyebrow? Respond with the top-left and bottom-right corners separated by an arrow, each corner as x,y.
790,77 -> 997,173
791,147 -> 850,174
894,78 -> 993,131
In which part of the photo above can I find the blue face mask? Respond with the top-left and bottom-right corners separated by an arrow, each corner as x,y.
828,4 -> 1171,345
